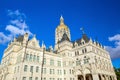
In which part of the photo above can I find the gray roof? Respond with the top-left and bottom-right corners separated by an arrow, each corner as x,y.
59,33 -> 70,43
73,34 -> 89,46
16,35 -> 24,42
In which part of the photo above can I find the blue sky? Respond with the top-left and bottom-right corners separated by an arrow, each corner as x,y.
0,0 -> 120,68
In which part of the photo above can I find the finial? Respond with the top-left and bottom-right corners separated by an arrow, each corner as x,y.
60,15 -> 64,25
80,27 -> 85,34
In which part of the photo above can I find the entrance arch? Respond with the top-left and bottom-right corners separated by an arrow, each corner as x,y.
86,74 -> 93,80
78,75 -> 84,80
98,74 -> 102,80
110,76 -> 112,80
102,75 -> 106,80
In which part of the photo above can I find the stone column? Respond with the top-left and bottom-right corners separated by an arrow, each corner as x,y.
83,74 -> 86,80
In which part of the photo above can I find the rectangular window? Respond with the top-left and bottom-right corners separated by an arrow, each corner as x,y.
33,55 -> 36,62
69,69 -> 71,74
57,70 -> 59,75
35,77 -> 38,80
63,61 -> 66,67
64,70 -> 66,74
14,67 -> 16,73
17,66 -> 19,72
60,70 -> 62,75
58,69 -> 62,75
43,68 -> 46,74
30,66 -> 33,72
44,78 -> 46,80
57,61 -> 61,67
50,69 -> 52,74
36,66 -> 39,72
50,59 -> 54,66
43,58 -> 46,65
26,54 -> 29,61
22,77 -> 26,80
76,60 -> 81,66
49,69 -> 54,74
30,54 -> 32,61
24,65 -> 27,72
37,56 -> 39,62
29,77 -> 32,80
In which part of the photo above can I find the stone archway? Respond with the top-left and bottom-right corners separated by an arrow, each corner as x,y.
98,74 -> 102,80
110,76 -> 112,80
102,75 -> 106,80
78,75 -> 84,80
86,74 -> 93,80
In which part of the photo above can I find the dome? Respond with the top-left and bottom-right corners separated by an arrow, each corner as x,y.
56,16 -> 69,31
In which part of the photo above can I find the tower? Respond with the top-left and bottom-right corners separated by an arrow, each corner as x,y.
55,16 -> 71,44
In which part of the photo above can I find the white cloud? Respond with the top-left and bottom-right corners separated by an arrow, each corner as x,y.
109,34 -> 120,41
0,10 -> 33,44
0,32 -> 12,44
106,34 -> 120,59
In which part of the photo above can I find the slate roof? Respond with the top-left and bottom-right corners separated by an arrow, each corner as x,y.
73,34 -> 89,46
60,33 -> 70,42
16,35 -> 24,42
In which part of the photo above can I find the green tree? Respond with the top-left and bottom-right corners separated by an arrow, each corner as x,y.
114,67 -> 120,80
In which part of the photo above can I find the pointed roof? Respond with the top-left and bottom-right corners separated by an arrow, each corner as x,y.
74,34 -> 89,45
16,35 -> 24,42
82,34 -> 89,42
60,33 -> 70,42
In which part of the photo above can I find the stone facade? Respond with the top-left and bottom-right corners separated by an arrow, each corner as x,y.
0,16 -> 117,80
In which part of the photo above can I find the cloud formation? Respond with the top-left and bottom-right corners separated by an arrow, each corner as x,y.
106,34 -> 120,59
0,10 -> 33,44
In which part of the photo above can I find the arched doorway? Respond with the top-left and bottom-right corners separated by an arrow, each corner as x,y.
102,75 -> 106,80
98,74 -> 102,80
110,76 -> 112,80
86,74 -> 93,80
78,75 -> 84,80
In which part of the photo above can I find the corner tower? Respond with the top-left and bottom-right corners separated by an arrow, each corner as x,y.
55,16 -> 71,44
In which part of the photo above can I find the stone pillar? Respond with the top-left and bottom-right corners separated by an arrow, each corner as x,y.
108,76 -> 110,80
92,74 -> 99,80
101,75 -> 104,80
83,74 -> 86,80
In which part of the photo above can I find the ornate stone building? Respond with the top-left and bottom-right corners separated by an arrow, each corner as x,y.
0,16 -> 117,80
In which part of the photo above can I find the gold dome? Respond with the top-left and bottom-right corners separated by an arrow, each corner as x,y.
56,16 -> 69,31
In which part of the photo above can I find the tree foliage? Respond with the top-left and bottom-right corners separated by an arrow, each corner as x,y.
114,67 -> 120,80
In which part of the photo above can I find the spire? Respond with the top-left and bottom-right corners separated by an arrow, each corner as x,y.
60,15 -> 64,25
